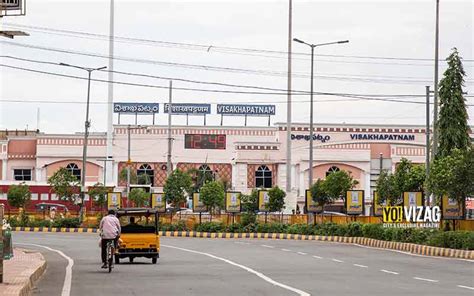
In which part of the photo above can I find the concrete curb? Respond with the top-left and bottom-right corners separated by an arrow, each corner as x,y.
0,249 -> 46,296
13,227 -> 474,260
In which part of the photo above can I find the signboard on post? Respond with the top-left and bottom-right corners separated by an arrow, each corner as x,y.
346,190 -> 364,215
403,192 -> 423,208
305,189 -> 322,213
258,190 -> 270,212
164,103 -> 211,115
107,192 -> 121,209
225,192 -> 241,213
217,104 -> 276,126
113,103 -> 159,114
151,193 -> 166,213
441,196 -> 465,220
193,192 -> 207,213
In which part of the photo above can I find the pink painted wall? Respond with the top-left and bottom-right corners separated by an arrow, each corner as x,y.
370,143 -> 391,159
46,159 -> 101,183
6,159 -> 36,181
312,163 -> 364,190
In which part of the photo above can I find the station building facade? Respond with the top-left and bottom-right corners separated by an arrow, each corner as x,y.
1,124 -> 472,213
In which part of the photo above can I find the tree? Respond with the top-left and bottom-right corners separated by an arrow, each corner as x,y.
188,167 -> 215,192
128,188 -> 150,207
376,158 -> 426,206
310,179 -> 331,210
200,181 -> 225,219
267,186 -> 286,213
7,183 -> 31,209
163,169 -> 193,209
376,170 -> 398,206
427,148 -> 474,205
88,183 -> 109,212
322,170 -> 358,203
48,167 -> 80,202
119,168 -> 151,185
240,189 -> 258,226
437,48 -> 471,158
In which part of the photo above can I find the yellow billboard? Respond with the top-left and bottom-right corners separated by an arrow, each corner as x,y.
225,191 -> 241,213
193,192 -> 207,213
403,192 -> 423,208
441,195 -> 464,220
258,190 -> 270,212
107,192 -> 121,209
305,190 -> 323,213
346,190 -> 364,215
151,193 -> 166,213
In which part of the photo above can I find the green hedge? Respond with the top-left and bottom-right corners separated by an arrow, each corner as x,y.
7,217 -> 81,228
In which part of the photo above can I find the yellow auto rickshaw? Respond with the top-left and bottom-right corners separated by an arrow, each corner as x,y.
115,208 -> 160,264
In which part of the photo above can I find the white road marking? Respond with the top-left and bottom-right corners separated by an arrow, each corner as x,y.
331,259 -> 344,263
413,277 -> 438,283
457,285 -> 474,290
261,245 -> 275,249
312,255 -> 323,259
163,244 -> 310,296
353,264 -> 368,268
297,252 -> 307,255
281,248 -> 291,252
353,243 -> 474,263
18,243 -> 74,296
235,242 -> 250,245
380,269 -> 399,275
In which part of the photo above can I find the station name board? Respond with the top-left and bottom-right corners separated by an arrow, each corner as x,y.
350,133 -> 415,141
114,103 -> 159,114
164,103 -> 211,114
217,104 -> 275,116
291,134 -> 331,143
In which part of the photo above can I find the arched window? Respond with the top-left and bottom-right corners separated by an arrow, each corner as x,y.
198,164 -> 215,185
326,166 -> 340,177
66,163 -> 81,181
255,165 -> 272,188
137,164 -> 154,186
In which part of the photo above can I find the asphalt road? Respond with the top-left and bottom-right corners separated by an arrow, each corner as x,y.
13,232 -> 474,296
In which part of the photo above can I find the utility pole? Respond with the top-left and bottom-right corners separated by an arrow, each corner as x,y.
432,0 -> 440,159
58,63 -> 106,221
0,204 -> 3,283
127,124 -> 131,198
167,80 -> 173,176
425,86 -> 431,178
293,38 -> 348,188
106,0 -> 115,186
286,0 -> 293,200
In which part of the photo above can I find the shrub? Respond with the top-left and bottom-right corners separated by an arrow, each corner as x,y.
159,221 -> 188,232
256,223 -> 288,234
241,213 -> 256,226
287,224 -> 314,235
52,218 -> 81,228
346,222 -> 363,237
362,223 -> 384,239
226,223 -> 244,233
194,222 -> 225,233
428,231 -> 474,250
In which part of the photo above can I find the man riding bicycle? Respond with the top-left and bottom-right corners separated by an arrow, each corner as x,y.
99,209 -> 121,269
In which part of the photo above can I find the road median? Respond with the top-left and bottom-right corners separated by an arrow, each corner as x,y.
13,226 -> 474,260
0,248 -> 46,296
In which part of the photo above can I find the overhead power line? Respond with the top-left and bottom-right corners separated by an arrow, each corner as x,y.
3,41 -> 473,85
1,63 -> 473,106
5,55 -> 457,95
3,22 -> 474,63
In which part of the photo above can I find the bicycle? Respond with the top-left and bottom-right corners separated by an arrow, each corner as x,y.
105,240 -> 115,273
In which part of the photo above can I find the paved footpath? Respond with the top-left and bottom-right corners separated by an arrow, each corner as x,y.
0,249 -> 46,296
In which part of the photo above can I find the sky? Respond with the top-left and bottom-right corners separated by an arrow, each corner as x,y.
0,0 -> 473,133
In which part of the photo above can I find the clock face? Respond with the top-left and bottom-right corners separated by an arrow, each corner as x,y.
184,134 -> 226,150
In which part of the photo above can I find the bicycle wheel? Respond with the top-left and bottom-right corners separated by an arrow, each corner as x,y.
107,243 -> 113,273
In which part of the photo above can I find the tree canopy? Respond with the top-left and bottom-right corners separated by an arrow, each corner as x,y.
199,180 -> 225,214
322,170 -> 358,202
128,188 -> 150,207
267,186 -> 286,213
163,169 -> 193,208
7,183 -> 31,209
48,167 -> 80,202
437,48 -> 470,158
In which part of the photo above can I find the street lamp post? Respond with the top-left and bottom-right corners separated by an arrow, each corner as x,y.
292,38 -> 348,187
59,63 -> 106,220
